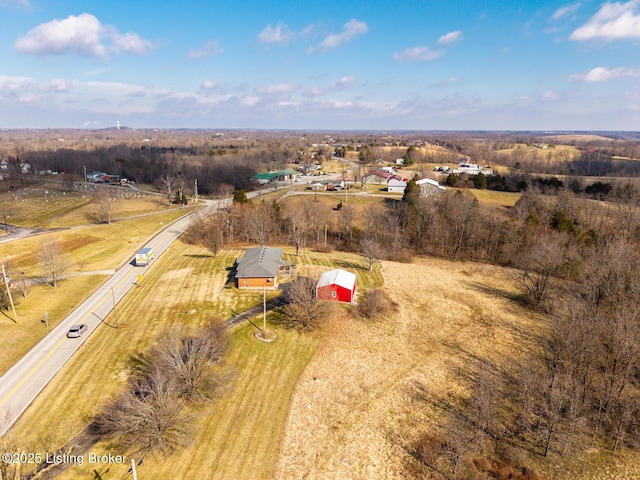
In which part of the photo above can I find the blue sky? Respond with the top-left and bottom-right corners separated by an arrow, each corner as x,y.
1,0 -> 639,130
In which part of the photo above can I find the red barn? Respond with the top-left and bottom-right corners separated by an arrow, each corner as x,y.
316,269 -> 357,303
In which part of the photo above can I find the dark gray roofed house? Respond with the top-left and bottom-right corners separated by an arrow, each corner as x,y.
235,247 -> 288,289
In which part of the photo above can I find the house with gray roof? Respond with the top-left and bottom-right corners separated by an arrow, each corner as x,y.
235,247 -> 288,289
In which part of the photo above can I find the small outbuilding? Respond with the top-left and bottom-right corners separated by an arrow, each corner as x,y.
416,177 -> 446,196
316,269 -> 357,303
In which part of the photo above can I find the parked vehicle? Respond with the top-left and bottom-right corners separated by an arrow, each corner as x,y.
67,324 -> 87,338
135,247 -> 155,267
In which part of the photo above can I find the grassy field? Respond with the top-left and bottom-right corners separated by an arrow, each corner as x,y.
0,203 -> 191,375
0,185 -> 176,229
273,257 -> 640,480
0,208 -> 188,276
467,188 -> 522,213
6,244 -> 382,480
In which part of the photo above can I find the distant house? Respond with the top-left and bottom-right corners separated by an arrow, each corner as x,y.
453,162 -> 493,175
316,269 -> 357,303
86,171 -> 107,182
0,160 -> 8,170
416,178 -> 446,196
235,247 -> 288,289
387,177 -> 408,193
309,181 -> 327,192
253,169 -> 298,184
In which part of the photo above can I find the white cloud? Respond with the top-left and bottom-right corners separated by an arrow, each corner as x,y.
433,77 -> 459,87
258,22 -> 294,44
570,0 -> 640,40
0,0 -> 30,8
311,19 -> 368,52
14,13 -> 153,57
187,41 -> 223,59
111,31 -> 153,55
437,30 -> 462,45
551,2 -> 582,21
305,76 -> 355,97
49,79 -> 70,92
570,66 -> 640,82
201,80 -> 225,91
255,83 -> 301,95
542,90 -> 560,100
0,75 -> 35,98
393,46 -> 443,62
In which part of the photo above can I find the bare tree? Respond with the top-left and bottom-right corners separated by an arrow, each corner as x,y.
39,236 -> 69,287
518,234 -> 571,308
150,323 -> 229,402
93,185 -> 118,224
98,370 -> 193,458
215,183 -> 234,211
286,208 -> 308,256
360,236 -> 384,271
340,204 -> 356,247
283,276 -> 328,331
98,322 -> 230,458
158,175 -> 176,206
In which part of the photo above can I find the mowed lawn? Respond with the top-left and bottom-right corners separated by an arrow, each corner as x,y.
0,207 -> 191,375
6,244 -> 381,480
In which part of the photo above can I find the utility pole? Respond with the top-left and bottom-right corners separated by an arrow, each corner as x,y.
263,283 -> 267,335
2,264 -> 17,323
111,287 -> 118,328
194,178 -> 198,203
131,458 -> 138,480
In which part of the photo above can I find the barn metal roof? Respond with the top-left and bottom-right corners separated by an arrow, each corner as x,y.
316,269 -> 357,290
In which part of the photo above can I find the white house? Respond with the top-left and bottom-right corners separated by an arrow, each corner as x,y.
453,162 -> 493,175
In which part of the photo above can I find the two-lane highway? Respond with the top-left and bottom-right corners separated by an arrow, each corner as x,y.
0,207 -> 203,436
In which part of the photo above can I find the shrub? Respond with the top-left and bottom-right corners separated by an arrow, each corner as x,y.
474,172 -> 487,190
358,288 -> 397,321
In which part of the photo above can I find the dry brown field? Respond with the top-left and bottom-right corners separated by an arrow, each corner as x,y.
274,257 -> 640,480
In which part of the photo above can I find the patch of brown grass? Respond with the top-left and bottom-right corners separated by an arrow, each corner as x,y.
273,257 -> 640,480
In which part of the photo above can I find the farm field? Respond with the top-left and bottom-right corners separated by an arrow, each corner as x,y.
467,188 -> 522,213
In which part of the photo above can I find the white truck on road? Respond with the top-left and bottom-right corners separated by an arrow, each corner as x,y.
135,247 -> 155,267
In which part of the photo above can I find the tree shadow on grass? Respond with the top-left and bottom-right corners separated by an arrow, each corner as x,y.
335,259 -> 366,271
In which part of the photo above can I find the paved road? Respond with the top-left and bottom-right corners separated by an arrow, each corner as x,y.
0,180 -> 308,436
0,208 -> 201,436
